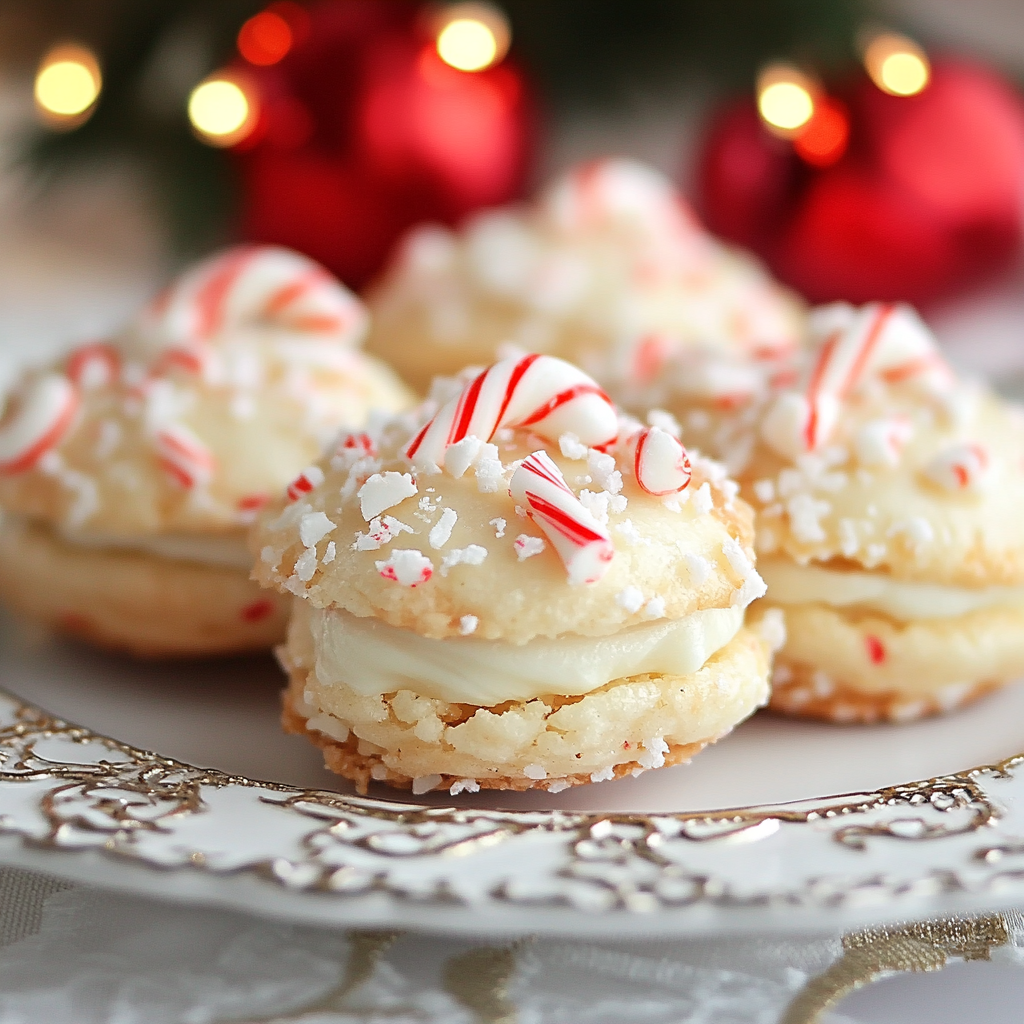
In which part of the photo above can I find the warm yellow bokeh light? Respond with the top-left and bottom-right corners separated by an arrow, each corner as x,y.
879,51 -> 929,95
34,45 -> 101,124
759,81 -> 815,131
188,78 -> 252,146
437,18 -> 497,71
864,33 -> 930,96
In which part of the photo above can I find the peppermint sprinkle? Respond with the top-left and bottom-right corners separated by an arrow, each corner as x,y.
429,507 -> 458,549
643,596 -> 666,619
322,541 -> 336,565
691,483 -> 713,514
489,517 -> 507,538
615,586 -> 644,613
459,614 -> 479,635
440,545 -> 488,576
559,432 -> 588,460
353,515 -> 413,551
376,549 -> 434,586
299,511 -> 336,549
514,535 -> 546,560
358,471 -> 417,521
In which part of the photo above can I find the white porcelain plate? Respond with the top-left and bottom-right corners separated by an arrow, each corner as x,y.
1,608 -> 1024,939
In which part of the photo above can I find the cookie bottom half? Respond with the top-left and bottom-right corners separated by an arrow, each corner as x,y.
754,600 -> 1024,723
280,622 -> 772,794
0,517 -> 289,658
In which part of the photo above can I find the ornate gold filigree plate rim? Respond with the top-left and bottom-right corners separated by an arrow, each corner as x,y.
1,686 -> 1024,936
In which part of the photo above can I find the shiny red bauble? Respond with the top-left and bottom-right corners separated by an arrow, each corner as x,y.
234,1 -> 535,288
697,59 -> 1024,306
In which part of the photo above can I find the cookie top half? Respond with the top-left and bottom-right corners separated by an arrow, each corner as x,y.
365,158 -> 805,394
252,354 -> 763,643
667,303 -> 1024,588
0,246 -> 412,537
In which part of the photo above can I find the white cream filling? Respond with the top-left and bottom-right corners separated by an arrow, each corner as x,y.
760,558 -> 1024,620
310,605 -> 745,705
58,526 -> 252,570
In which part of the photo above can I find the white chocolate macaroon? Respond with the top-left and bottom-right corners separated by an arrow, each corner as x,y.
252,353 -> 778,795
662,302 -> 1024,722
366,158 -> 805,395
0,245 -> 412,657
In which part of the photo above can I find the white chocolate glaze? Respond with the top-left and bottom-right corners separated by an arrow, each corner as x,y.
308,604 -> 744,705
760,558 -> 1024,620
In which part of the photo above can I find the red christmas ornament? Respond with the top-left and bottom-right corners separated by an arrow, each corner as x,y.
232,1 -> 535,288
697,58 -> 1024,306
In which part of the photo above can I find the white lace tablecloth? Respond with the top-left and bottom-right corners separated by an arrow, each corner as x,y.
0,865 -> 1019,1024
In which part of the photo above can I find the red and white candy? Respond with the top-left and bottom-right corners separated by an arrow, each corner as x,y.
0,374 -> 79,475
66,343 -> 120,389
143,245 -> 367,349
406,353 -> 617,469
155,424 -> 216,489
805,303 -> 948,405
629,427 -> 692,496
923,442 -> 989,493
286,465 -> 325,502
509,450 -> 614,585
764,302 -> 951,458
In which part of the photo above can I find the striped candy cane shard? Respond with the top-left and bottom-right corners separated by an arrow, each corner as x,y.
923,443 -> 989,492
772,302 -> 952,458
855,417 -> 914,468
406,354 -> 618,470
336,432 -> 376,458
631,427 -> 692,496
0,374 -> 80,475
144,245 -> 367,348
286,466 -> 325,502
154,424 -> 216,489
760,391 -> 840,461
375,549 -> 434,587
66,343 -> 121,389
509,450 -> 615,585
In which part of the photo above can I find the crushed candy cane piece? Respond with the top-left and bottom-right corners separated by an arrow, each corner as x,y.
923,443 -> 989,492
376,549 -> 434,586
630,426 -> 691,496
429,507 -> 458,549
440,544 -> 488,575
286,465 -> 324,502
299,511 -> 335,548
510,450 -> 614,585
0,373 -> 79,475
352,515 -> 413,551
358,471 -> 417,521
514,534 -> 546,560
154,423 -> 215,489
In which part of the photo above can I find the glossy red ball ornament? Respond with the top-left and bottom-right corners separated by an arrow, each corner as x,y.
233,1 -> 535,288
697,58 -> 1024,306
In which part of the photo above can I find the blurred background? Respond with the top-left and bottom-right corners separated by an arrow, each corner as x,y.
3,0 -> 1024,388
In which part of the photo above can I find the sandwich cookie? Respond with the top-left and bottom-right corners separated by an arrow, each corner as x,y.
0,245 -> 412,656
719,302 -> 1024,722
366,158 -> 804,395
253,353 -> 779,795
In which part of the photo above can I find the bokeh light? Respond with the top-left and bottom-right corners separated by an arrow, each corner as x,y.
188,74 -> 257,147
34,44 -> 101,127
757,65 -> 816,134
794,97 -> 850,167
238,10 -> 293,66
435,3 -> 511,72
864,33 -> 930,96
